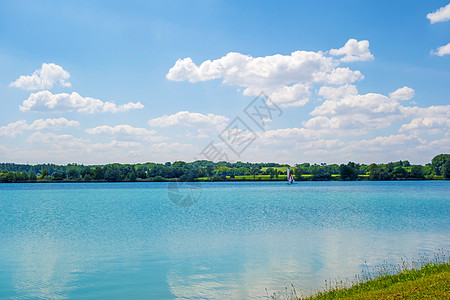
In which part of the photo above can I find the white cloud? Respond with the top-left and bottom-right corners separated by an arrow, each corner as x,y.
0,120 -> 29,137
166,39 -> 369,107
399,117 -> 450,133
0,118 -> 79,137
313,67 -> 364,85
431,43 -> 450,56
295,139 -> 345,150
306,85 -> 449,133
318,84 -> 359,100
329,39 -> 374,62
27,132 -> 83,147
10,63 -> 71,90
86,125 -> 163,141
427,3 -> 450,24
389,86 -> 415,101
262,127 -> 312,141
347,134 -> 420,148
89,140 -> 143,151
29,118 -> 80,130
401,105 -> 450,119
20,91 -> 144,113
148,111 -> 228,128
86,125 -> 155,135
247,83 -> 311,107
312,87 -> 400,117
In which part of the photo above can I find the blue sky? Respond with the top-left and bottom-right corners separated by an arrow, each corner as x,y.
1,0 -> 449,165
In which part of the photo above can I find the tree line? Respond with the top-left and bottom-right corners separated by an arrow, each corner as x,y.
0,154 -> 449,183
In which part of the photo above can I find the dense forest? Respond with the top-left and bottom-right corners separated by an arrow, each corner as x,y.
0,154 -> 449,183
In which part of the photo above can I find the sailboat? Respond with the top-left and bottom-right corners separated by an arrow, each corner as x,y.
287,167 -> 295,184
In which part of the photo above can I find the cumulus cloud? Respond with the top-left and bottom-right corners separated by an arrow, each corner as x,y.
399,117 -> 450,133
86,125 -> 163,141
398,105 -> 450,134
294,139 -> 345,151
10,63 -> 71,90
313,67 -> 364,85
166,39 -> 369,107
27,132 -> 83,147
29,118 -> 80,130
306,85 -> 449,133
20,91 -> 144,113
347,134 -> 420,148
0,118 -> 79,137
0,120 -> 29,137
329,39 -> 374,62
431,43 -> 450,56
427,3 -> 450,24
312,86 -> 400,117
255,83 -> 311,107
89,140 -> 143,151
148,111 -> 229,127
389,86 -> 415,101
317,84 -> 359,100
401,105 -> 450,119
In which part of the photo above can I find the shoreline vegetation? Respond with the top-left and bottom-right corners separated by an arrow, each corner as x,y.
1,154 -> 449,183
271,252 -> 449,300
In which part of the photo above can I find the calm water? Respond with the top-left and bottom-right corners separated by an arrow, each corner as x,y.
0,181 -> 449,299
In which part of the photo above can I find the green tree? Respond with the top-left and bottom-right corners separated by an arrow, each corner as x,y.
93,166 -> 105,180
29,171 -> 37,181
52,170 -> 66,180
0,171 -> 13,183
431,154 -> 450,175
369,164 -> 391,181
105,168 -> 122,182
339,163 -> 358,181
205,165 -> 214,179
127,171 -> 137,181
386,162 -> 395,174
443,160 -> 450,179
136,169 -> 147,179
293,166 -> 303,181
67,169 -> 80,180
311,165 -> 331,181
39,169 -> 49,180
250,165 -> 259,180
80,166 -> 93,178
392,166 -> 408,179
410,165 -> 424,179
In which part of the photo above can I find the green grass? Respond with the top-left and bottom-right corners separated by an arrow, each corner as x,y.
268,252 -> 449,300
304,263 -> 450,299
261,167 -> 289,173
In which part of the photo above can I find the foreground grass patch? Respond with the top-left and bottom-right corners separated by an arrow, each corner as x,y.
304,262 -> 450,299
268,252 -> 450,300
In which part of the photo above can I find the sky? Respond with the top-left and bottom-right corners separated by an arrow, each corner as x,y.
0,0 -> 449,165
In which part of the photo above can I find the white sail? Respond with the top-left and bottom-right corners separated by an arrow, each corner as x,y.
287,167 -> 294,184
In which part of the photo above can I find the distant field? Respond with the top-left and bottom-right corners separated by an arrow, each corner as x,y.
260,166 -> 288,173
197,174 -> 403,181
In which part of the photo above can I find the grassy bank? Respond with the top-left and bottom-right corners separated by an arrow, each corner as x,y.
304,262 -> 449,299
269,252 -> 449,300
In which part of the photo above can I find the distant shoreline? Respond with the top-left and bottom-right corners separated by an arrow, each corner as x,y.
0,175 -> 446,184
1,154 -> 449,183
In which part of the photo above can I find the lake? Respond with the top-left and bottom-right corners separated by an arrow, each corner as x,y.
0,181 -> 449,299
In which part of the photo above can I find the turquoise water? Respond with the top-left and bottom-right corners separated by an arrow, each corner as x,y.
0,181 -> 449,299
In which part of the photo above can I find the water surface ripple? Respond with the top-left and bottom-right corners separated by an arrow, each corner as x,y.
0,181 -> 449,299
